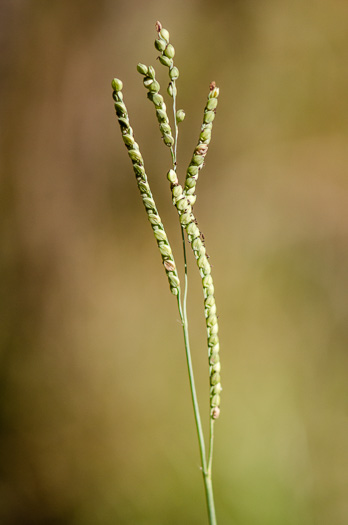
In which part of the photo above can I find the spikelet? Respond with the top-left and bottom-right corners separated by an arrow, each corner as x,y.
111,79 -> 180,295
183,82 -> 219,198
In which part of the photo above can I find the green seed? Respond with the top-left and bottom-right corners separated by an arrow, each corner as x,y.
200,128 -> 211,142
186,223 -> 200,238
163,134 -> 174,147
159,243 -> 173,257
129,149 -> 143,163
114,101 -> 127,116
164,43 -> 175,58
204,111 -> 215,124
159,55 -> 173,68
180,212 -> 192,225
206,98 -> 218,110
149,80 -> 160,92
192,155 -> 204,166
167,169 -> 178,184
160,123 -> 171,135
160,28 -> 170,42
169,67 -> 179,80
167,82 -> 177,97
176,109 -> 185,123
147,66 -> 156,79
137,63 -> 148,75
122,134 -> 134,146
155,39 -> 166,52
154,229 -> 168,241
187,165 -> 199,176
111,78 -> 123,92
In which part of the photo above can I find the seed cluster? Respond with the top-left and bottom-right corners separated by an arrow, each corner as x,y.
184,82 -> 219,198
112,78 -> 180,295
136,64 -> 175,148
167,169 -> 221,419
111,22 -> 222,419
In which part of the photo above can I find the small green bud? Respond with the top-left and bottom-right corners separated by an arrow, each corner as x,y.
151,93 -> 164,107
206,97 -> 218,110
205,295 -> 215,308
198,255 -> 207,269
133,164 -> 145,177
187,195 -> 197,206
122,134 -> 134,146
204,111 -> 215,124
210,372 -> 221,386
167,82 -> 177,97
209,353 -> 220,366
192,238 -> 202,251
118,117 -> 129,129
200,128 -> 211,142
137,63 -> 148,75
155,38 -> 166,52
114,101 -> 127,116
171,286 -> 179,296
138,181 -> 150,195
129,149 -> 143,164
186,223 -> 200,238
160,28 -> 170,42
148,213 -> 161,225
207,284 -> 215,296
209,303 -> 217,315
176,198 -> 189,212
147,65 -> 156,79
209,324 -> 219,336
143,77 -> 153,87
172,185 -> 182,198
163,134 -> 174,147
158,243 -> 172,257
211,394 -> 221,407
159,55 -> 173,68
192,155 -> 204,166
156,109 -> 169,122
168,272 -> 180,287
154,229 -> 167,242
180,212 -> 192,226
187,165 -> 199,176
210,343 -> 220,354
160,122 -> 172,135
203,275 -> 213,287
176,109 -> 185,123
212,382 -> 222,394
208,334 -> 219,346
164,43 -> 175,58
111,78 -> 123,91
186,177 -> 196,189
197,245 -> 206,257
170,67 -> 179,80
167,169 -> 178,184
149,80 -> 160,92
142,196 -> 156,210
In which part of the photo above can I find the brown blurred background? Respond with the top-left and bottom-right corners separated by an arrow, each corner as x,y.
1,1 -> 348,524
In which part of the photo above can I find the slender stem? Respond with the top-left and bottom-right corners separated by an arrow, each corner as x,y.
208,419 -> 215,475
171,75 -> 217,525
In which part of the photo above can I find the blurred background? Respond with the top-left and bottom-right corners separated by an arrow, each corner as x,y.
1,1 -> 348,524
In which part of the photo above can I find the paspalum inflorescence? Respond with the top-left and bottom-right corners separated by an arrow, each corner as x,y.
111,20 -> 221,525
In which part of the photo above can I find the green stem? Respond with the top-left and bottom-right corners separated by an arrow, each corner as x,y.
172,74 -> 217,525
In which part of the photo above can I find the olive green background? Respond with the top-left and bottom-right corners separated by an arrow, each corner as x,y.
1,1 -> 348,524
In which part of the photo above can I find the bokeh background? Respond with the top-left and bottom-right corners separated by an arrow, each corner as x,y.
1,1 -> 348,524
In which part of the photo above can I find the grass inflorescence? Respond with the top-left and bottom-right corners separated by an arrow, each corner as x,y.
111,21 -> 221,525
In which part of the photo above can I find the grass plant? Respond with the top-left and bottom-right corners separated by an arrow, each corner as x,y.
111,21 -> 221,524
